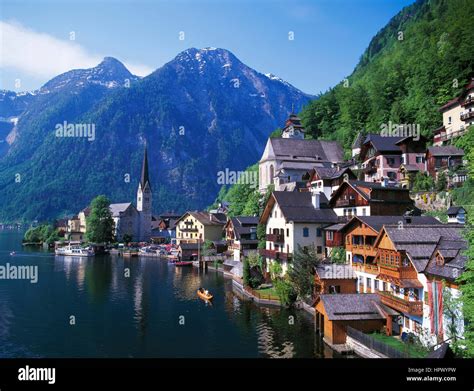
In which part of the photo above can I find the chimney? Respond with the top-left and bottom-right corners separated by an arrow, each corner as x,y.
311,191 -> 320,209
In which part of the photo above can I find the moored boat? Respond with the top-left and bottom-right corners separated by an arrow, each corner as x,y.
175,261 -> 193,267
55,245 -> 94,257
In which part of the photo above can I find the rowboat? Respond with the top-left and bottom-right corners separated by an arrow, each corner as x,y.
197,288 -> 213,301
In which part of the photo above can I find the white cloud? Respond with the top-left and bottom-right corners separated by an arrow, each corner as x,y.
0,21 -> 153,79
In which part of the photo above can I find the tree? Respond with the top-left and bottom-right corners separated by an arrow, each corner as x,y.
436,171 -> 447,192
274,277 -> 297,307
287,245 -> 321,300
85,195 -> 115,244
443,284 -> 464,356
122,234 -> 133,244
331,247 -> 346,264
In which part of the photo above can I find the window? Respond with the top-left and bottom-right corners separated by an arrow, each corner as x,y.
329,285 -> 340,294
303,227 -> 309,237
374,280 -> 379,290
362,208 -> 367,216
316,228 -> 322,237
416,156 -> 425,164
317,246 -> 322,254
405,317 -> 410,329
327,231 -> 334,241
448,116 -> 452,124
286,228 -> 289,237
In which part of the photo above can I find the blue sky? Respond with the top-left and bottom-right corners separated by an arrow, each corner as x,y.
1,0 -> 414,93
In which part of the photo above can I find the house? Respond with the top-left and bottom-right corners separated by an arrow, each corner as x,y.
65,215 -> 83,241
305,166 -> 357,201
259,190 -> 338,275
351,132 -> 365,159
447,206 -> 466,224
323,222 -> 346,258
371,224 -> 466,343
359,134 -> 426,183
175,211 -> 226,244
178,242 -> 200,261
425,146 -> 465,179
433,77 -> 474,146
343,215 -> 440,295
151,212 -> 180,243
313,264 -> 357,303
258,113 -> 344,193
424,237 -> 467,341
54,219 -> 68,236
328,180 -> 414,218
315,294 -> 395,346
224,216 -> 259,261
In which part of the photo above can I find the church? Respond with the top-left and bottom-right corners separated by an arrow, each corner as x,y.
110,145 -> 153,242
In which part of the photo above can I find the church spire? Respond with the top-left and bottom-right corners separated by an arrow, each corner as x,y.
140,143 -> 151,191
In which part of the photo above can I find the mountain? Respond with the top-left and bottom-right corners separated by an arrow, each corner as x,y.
0,48 -> 313,221
300,0 -> 474,152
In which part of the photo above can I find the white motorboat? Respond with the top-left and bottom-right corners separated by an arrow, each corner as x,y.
55,245 -> 94,257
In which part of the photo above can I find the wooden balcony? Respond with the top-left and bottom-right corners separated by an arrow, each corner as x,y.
352,263 -> 378,275
180,227 -> 198,232
378,265 -> 418,280
462,96 -> 474,106
336,198 -> 356,207
259,249 -> 292,261
348,244 -> 377,257
461,111 -> 474,121
378,291 -> 423,316
266,233 -> 284,243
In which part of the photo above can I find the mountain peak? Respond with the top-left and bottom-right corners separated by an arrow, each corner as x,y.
40,56 -> 138,93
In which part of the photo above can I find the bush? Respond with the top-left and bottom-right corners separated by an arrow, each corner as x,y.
274,278 -> 297,307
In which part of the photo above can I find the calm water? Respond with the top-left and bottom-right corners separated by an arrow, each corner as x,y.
0,230 -> 338,358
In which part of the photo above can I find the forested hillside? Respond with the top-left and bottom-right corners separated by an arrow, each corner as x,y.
300,0 -> 474,153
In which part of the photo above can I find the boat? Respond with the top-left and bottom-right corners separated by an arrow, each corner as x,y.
197,288 -> 213,301
175,261 -> 193,267
55,245 -> 94,257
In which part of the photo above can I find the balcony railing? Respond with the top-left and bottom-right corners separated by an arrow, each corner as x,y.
352,263 -> 378,275
462,96 -> 474,106
336,198 -> 356,207
378,265 -> 418,280
180,227 -> 198,233
460,111 -> 474,121
266,233 -> 284,243
259,249 -> 292,261
378,291 -> 423,316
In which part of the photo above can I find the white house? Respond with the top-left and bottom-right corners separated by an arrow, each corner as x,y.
259,190 -> 338,275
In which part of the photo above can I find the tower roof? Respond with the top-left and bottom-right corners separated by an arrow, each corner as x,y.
140,144 -> 151,191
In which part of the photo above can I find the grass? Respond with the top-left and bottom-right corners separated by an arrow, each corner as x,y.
255,286 -> 279,300
369,332 -> 428,358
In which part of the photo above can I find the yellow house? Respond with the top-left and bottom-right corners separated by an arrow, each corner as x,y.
66,207 -> 90,241
175,211 -> 226,244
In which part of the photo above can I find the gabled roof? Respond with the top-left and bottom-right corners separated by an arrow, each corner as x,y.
352,132 -> 365,149
260,191 -> 337,224
310,166 -> 356,181
176,211 -> 227,226
268,138 -> 344,163
328,180 -> 412,207
427,146 -> 464,157
374,224 -> 465,272
225,216 -> 258,240
362,134 -> 403,153
447,206 -> 465,215
341,215 -> 441,234
109,202 -> 135,217
425,237 -> 467,281
319,294 -> 386,321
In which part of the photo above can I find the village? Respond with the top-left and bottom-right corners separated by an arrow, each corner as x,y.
42,76 -> 474,359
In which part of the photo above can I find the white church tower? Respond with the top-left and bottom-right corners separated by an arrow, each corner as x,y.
137,144 -> 152,241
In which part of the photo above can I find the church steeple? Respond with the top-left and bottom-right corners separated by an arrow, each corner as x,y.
140,144 -> 151,191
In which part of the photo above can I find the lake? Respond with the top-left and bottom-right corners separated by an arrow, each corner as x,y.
0,230 -> 340,358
